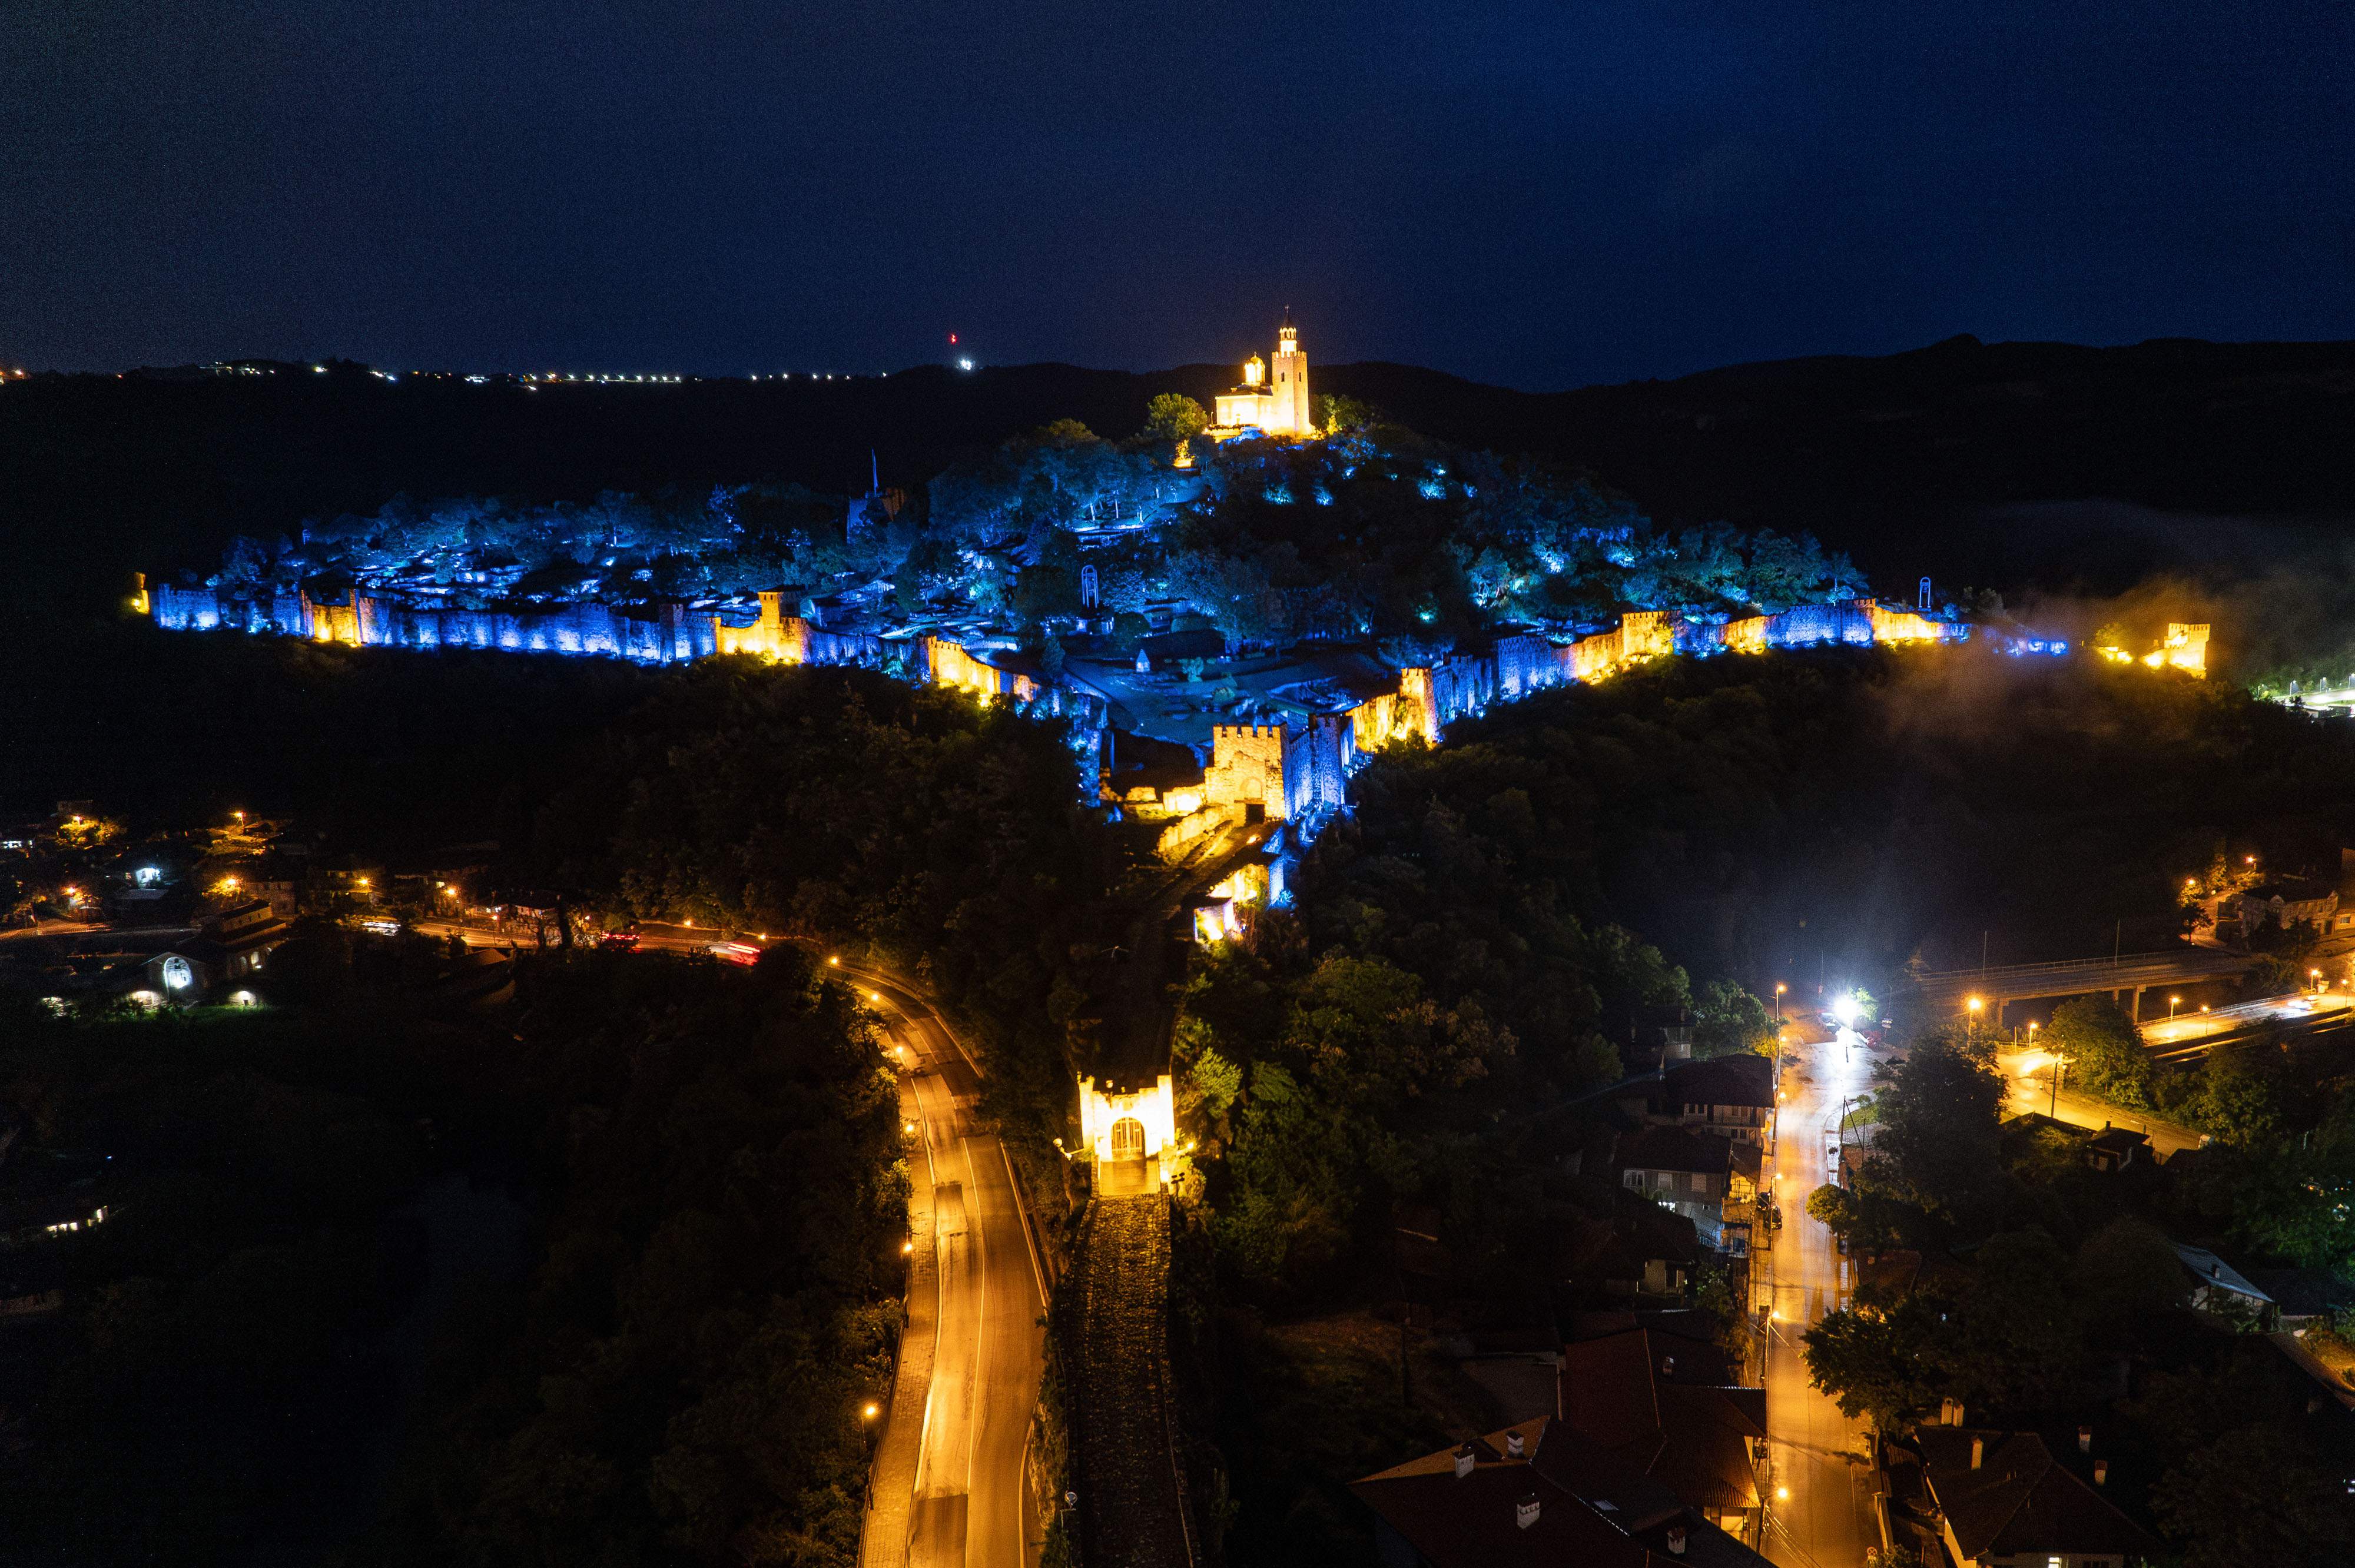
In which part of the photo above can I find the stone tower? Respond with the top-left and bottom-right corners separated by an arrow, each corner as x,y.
1271,311 -> 1312,434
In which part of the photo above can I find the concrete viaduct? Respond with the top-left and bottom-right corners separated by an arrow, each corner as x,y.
1906,949 -> 2254,1027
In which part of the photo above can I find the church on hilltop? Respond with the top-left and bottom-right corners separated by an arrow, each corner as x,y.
1211,311 -> 1314,437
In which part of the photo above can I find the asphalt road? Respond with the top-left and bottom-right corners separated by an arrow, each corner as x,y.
1759,1025 -> 1878,1568
862,967 -> 1049,1568
407,920 -> 1052,1568
1993,1051 -> 2202,1155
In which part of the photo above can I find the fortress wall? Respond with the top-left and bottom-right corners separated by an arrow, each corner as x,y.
1281,714 -> 1351,821
1207,723 -> 1287,814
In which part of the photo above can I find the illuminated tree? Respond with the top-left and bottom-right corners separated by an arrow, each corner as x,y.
1142,393 -> 1209,442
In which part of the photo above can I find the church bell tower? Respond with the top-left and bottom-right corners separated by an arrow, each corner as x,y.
1270,310 -> 1311,434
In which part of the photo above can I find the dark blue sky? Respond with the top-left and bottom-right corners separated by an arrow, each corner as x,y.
5,1 -> 2349,388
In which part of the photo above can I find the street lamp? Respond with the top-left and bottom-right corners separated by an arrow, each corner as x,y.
2312,968 -> 2324,995
1774,982 -> 1787,1019
1966,995 -> 1983,1040
2169,995 -> 2182,1021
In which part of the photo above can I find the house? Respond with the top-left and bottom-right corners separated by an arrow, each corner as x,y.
1557,1328 -> 1769,1545
1621,1004 -> 1694,1065
2226,879 -> 2337,939
1614,1125 -> 1752,1245
2171,1243 -> 2275,1324
1855,1248 -> 1975,1301
1913,1426 -> 2157,1568
309,855 -> 385,905
1351,1415 -> 1774,1568
2244,1266 -> 2355,1328
1554,1201 -> 1703,1302
1645,1056 -> 1777,1145
2084,1124 -> 2149,1172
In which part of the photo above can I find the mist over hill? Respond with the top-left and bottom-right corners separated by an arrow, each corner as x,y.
4,334 -> 2350,617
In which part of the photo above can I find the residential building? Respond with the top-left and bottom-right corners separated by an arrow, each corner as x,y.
2245,1266 -> 2355,1328
2171,1242 -> 2274,1323
1614,1125 -> 1757,1245
1554,1200 -> 1702,1302
1644,1056 -> 1777,1145
1352,1415 -> 1774,1568
1912,1426 -> 2157,1568
2084,1124 -> 2148,1172
1557,1327 -> 1768,1546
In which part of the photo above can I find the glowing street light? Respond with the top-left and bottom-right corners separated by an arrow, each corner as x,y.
2168,995 -> 2182,1020
1774,982 -> 1787,1019
1832,993 -> 1861,1027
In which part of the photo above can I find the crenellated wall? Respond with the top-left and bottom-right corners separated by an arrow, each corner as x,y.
1206,723 -> 1286,813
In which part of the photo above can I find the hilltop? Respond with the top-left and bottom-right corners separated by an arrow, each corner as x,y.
4,335 -> 2351,616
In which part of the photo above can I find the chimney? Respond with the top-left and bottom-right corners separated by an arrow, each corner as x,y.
1666,1524 -> 1688,1555
1970,1438 -> 1984,1470
1453,1445 -> 1477,1480
1507,1431 -> 1525,1459
2078,1426 -> 2092,1454
2094,1460 -> 2109,1486
1515,1494 -> 1540,1530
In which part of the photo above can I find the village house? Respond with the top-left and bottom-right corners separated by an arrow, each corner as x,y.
1613,1125 -> 1759,1247
1910,1426 -> 2156,1568
1557,1327 -> 1769,1546
1351,1414 -> 1774,1568
2171,1242 -> 2275,1324
1642,1056 -> 1778,1145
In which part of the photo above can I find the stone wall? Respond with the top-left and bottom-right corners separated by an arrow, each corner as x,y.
1206,723 -> 1285,813
1070,1197 -> 1195,1568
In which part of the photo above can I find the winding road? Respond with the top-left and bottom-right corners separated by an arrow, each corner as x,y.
853,964 -> 1050,1568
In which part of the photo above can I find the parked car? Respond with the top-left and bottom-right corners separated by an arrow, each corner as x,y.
596,931 -> 641,951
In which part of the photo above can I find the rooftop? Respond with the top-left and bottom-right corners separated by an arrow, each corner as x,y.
1915,1427 -> 2157,1560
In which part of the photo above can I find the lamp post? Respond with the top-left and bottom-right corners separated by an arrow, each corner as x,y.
1774,982 -> 1787,1020
2312,968 -> 2325,995
2049,1054 -> 2071,1118
2169,995 -> 2182,1021
1966,995 -> 1983,1042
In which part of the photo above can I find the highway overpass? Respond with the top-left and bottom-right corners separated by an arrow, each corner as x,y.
1906,948 -> 2253,1026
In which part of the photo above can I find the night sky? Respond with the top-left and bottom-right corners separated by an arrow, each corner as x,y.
5,2 -> 2350,388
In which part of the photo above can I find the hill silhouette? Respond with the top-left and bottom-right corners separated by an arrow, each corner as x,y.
5,335 -> 2350,616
